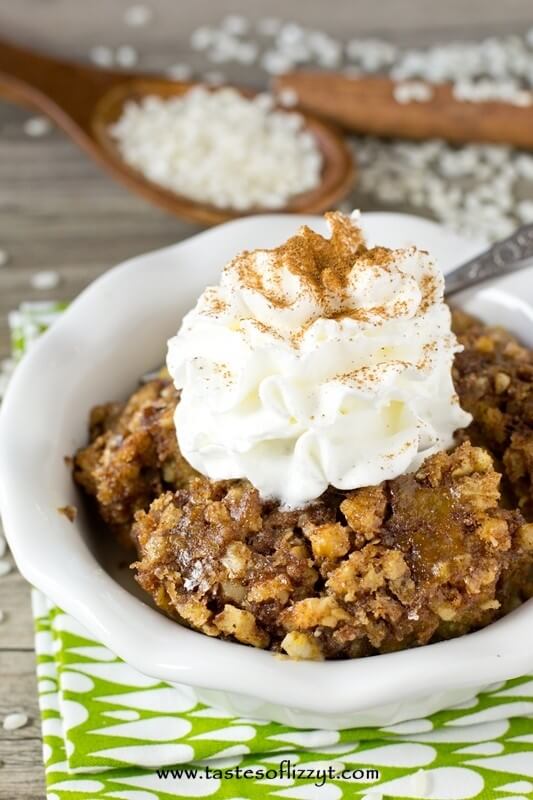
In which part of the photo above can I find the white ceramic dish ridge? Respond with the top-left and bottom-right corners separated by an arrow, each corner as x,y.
1,212 -> 533,730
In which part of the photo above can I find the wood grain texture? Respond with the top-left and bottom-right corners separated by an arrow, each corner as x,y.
0,559 -> 35,651
0,2 -> 532,797
0,651 -> 41,739
0,739 -> 45,800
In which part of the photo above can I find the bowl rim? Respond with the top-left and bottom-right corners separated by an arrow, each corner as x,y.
1,211 -> 532,715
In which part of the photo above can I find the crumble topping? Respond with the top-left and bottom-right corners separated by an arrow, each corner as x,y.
73,309 -> 533,659
73,373 -> 197,548
452,308 -> 533,518
131,442 -> 529,659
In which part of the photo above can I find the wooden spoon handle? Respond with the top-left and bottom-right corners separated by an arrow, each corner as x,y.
275,72 -> 533,150
0,38 -> 119,126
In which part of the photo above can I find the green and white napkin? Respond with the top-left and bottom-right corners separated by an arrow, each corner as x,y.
33,591 -> 533,800
6,303 -> 533,799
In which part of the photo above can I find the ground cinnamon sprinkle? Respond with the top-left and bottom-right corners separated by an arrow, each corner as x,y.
334,362 -> 409,388
205,296 -> 228,316
414,340 -> 439,371
230,211 -> 396,314
418,271 -> 439,313
213,362 -> 234,383
249,318 -> 285,340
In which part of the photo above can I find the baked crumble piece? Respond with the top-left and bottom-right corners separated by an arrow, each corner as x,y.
72,313 -> 533,658
452,309 -> 533,518
73,373 -> 196,547
132,442 -> 531,659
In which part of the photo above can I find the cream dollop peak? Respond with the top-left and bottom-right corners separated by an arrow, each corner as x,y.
167,212 -> 471,508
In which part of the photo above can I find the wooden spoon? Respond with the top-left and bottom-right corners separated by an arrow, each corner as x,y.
0,39 -> 355,226
275,71 -> 533,149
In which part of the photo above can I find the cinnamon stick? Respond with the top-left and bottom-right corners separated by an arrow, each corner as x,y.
275,71 -> 533,149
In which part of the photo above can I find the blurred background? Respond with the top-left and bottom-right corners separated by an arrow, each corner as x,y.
1,3 -> 533,796
1,1 -> 533,344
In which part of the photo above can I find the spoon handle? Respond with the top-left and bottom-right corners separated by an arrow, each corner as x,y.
445,223 -> 533,296
0,37 -> 120,124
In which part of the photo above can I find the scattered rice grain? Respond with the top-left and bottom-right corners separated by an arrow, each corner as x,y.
278,87 -> 299,107
115,45 -> 139,68
393,80 -> 433,103
23,117 -> 52,138
166,63 -> 193,81
124,4 -> 152,27
517,200 -> 533,223
261,50 -> 293,75
3,713 -> 28,731
31,271 -> 61,291
89,45 -> 114,68
0,560 -> 12,578
190,27 -> 215,51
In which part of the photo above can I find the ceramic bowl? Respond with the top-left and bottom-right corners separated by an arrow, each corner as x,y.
1,212 -> 532,729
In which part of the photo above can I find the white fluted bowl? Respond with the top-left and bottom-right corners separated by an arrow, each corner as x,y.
1,213 -> 532,729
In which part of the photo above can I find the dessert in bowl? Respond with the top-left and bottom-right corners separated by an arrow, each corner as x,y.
74,211 -> 532,660
0,212 -> 532,728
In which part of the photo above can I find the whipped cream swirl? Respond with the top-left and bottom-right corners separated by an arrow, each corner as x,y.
167,212 -> 471,508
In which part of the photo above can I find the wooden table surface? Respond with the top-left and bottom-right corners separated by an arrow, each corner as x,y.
1,1 -> 532,797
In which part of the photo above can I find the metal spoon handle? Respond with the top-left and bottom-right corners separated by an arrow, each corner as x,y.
445,222 -> 533,297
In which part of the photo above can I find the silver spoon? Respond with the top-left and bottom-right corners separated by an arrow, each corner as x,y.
445,222 -> 533,296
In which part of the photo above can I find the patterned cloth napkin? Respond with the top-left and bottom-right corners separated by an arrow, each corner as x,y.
5,303 -> 533,800
33,591 -> 533,800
